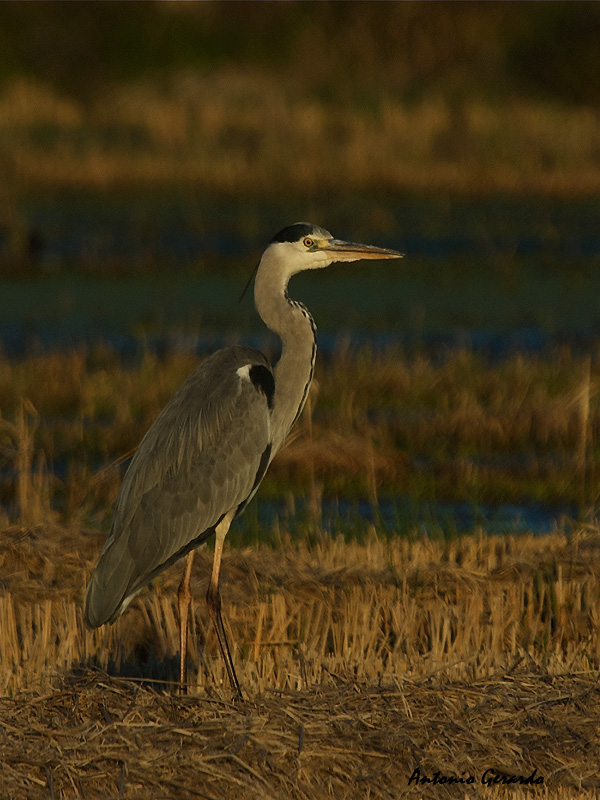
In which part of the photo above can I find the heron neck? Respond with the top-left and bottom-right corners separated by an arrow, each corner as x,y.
254,252 -> 316,455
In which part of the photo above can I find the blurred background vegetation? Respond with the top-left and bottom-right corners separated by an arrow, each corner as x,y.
1,2 -> 600,533
2,2 -> 600,110
1,1 -> 600,203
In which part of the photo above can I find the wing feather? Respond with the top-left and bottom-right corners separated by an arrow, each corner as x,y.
85,347 -> 272,628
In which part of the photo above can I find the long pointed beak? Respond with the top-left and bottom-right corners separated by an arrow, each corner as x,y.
322,239 -> 404,263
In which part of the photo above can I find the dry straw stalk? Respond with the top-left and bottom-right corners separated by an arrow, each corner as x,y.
0,524 -> 599,796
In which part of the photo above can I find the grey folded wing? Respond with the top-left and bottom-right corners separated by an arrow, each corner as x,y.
84,347 -> 273,628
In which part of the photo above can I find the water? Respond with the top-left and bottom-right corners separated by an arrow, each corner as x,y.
2,193 -> 600,357
231,496 -> 576,540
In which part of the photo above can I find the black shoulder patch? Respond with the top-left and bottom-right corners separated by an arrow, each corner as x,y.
270,222 -> 329,244
249,364 -> 275,409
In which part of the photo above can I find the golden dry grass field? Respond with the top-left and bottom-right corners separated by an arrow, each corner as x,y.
1,524 -> 600,798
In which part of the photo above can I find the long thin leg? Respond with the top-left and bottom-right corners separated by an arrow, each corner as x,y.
177,550 -> 195,693
206,511 -> 242,700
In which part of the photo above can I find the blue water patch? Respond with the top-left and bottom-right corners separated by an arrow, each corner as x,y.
0,320 -> 576,361
233,496 -> 576,540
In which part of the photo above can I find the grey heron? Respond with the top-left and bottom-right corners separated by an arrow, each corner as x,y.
84,223 -> 402,698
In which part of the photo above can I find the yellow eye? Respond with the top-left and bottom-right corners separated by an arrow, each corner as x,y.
303,237 -> 314,248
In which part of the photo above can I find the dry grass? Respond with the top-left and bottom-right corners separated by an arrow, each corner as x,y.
2,75 -> 600,200
1,524 -> 600,797
1,347 -> 598,519
4,524 -> 600,694
2,670 -> 599,799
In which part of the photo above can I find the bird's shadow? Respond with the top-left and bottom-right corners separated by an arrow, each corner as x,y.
71,643 -> 188,694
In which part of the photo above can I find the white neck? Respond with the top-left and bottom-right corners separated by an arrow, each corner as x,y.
254,246 -> 317,455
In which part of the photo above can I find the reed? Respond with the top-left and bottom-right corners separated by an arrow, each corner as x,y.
1,75 -> 600,199
1,347 -> 599,523
0,398 -> 54,525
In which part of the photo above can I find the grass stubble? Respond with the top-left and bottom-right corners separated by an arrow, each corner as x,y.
1,348 -> 600,797
1,525 -> 600,798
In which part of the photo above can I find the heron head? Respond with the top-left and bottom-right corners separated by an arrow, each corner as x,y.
268,222 -> 403,276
